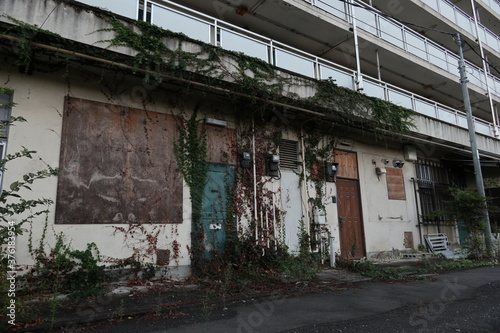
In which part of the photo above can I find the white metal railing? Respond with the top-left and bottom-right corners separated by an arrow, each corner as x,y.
478,0 -> 500,18
422,0 -> 500,52
76,0 -> 498,137
308,0 -> 500,97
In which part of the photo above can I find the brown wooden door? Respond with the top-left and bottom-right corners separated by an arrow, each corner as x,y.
337,178 -> 366,259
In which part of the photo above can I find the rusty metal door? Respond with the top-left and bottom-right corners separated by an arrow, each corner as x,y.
337,178 -> 366,259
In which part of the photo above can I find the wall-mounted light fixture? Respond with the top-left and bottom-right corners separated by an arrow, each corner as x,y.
241,152 -> 251,169
205,118 -> 228,127
381,159 -> 390,165
392,160 -> 405,168
325,161 -> 339,182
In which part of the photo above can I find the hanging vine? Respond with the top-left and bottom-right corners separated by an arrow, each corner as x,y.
173,108 -> 208,265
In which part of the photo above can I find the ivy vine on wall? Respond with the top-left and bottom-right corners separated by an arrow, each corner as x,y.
173,109 -> 208,266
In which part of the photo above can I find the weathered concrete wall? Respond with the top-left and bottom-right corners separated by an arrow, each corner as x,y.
2,66 -> 196,278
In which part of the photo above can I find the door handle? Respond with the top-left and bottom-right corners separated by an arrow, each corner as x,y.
339,217 -> 343,230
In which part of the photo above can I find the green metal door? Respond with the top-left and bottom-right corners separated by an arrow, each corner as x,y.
457,220 -> 469,246
200,163 -> 235,258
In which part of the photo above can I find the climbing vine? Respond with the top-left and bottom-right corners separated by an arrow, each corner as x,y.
309,78 -> 415,136
174,109 -> 208,266
2,11 -> 416,136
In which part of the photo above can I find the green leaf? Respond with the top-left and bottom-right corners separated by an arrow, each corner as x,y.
10,181 -> 19,191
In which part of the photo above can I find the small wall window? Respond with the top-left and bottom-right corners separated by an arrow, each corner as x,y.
0,91 -> 13,190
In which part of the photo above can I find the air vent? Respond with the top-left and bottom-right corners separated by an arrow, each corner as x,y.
279,139 -> 298,170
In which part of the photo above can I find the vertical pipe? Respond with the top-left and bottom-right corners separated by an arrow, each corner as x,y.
375,49 -> 381,81
349,0 -> 364,91
300,126 -> 310,238
252,116 -> 258,243
265,205 -> 270,248
469,0 -> 498,136
412,177 -> 423,247
272,181 -> 277,250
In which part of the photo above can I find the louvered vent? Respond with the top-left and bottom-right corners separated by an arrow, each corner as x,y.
279,139 -> 299,170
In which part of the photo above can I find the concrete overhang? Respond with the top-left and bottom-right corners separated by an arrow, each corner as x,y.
0,0 -> 498,162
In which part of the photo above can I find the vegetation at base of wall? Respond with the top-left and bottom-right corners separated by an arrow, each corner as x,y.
196,221 -> 324,296
22,218 -> 108,299
337,258 -> 497,281
197,238 -> 323,294
431,187 -> 498,260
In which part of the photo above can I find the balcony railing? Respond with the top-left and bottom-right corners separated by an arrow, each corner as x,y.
478,0 -> 500,17
76,0 -> 498,137
422,0 -> 500,52
305,0 -> 500,98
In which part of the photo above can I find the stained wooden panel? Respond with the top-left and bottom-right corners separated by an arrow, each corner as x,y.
387,168 -> 406,200
404,232 -> 414,249
56,97 -> 182,224
203,124 -> 237,165
334,150 -> 358,179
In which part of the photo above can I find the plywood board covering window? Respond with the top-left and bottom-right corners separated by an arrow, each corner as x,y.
56,97 -> 182,224
386,168 -> 406,200
334,150 -> 358,179
203,124 -> 237,165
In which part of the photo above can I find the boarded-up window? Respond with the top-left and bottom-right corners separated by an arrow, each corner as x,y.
204,124 -> 237,165
334,150 -> 358,179
56,97 -> 182,224
387,168 -> 406,200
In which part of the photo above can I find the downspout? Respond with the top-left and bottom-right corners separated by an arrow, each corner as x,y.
252,115 -> 258,243
348,0 -> 364,91
411,177 -> 423,247
375,49 -> 381,81
469,0 -> 499,136
300,126 -> 310,240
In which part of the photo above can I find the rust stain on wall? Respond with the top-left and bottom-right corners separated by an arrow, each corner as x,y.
56,97 -> 182,224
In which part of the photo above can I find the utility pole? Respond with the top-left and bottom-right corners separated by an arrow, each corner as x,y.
455,33 -> 494,256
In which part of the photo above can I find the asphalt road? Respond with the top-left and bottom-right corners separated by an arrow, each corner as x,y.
88,265 -> 500,333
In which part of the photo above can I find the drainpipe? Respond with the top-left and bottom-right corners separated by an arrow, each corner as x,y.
375,49 -> 381,81
348,0 -> 364,91
470,0 -> 499,136
411,178 -> 423,247
252,115 -> 258,243
300,126 -> 310,239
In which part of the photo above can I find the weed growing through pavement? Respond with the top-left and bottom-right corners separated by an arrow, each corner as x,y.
118,299 -> 125,321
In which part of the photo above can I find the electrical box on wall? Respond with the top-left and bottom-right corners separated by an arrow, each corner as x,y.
241,152 -> 251,169
314,207 -> 327,224
267,154 -> 280,177
404,145 -> 417,162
